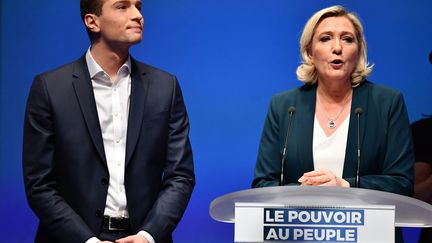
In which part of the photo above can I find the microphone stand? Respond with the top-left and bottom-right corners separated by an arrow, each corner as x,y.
280,106 -> 296,186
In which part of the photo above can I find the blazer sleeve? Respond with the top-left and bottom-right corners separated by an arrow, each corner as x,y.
139,76 -> 195,242
23,75 -> 94,242
252,96 -> 284,188
346,92 -> 414,196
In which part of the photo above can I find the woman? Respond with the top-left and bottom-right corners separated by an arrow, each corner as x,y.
252,5 -> 413,242
252,3 -> 413,233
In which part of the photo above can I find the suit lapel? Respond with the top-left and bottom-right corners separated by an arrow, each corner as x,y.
343,81 -> 369,178
296,84 -> 316,173
71,56 -> 107,166
125,58 -> 150,166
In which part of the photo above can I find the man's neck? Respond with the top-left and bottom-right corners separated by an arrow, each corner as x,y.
90,42 -> 130,79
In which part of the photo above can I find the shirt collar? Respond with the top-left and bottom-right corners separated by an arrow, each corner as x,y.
85,48 -> 132,82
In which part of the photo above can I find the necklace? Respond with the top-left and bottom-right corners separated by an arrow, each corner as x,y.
318,90 -> 352,129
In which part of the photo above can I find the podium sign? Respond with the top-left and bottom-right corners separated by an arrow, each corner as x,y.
234,203 -> 395,242
210,187 -> 432,242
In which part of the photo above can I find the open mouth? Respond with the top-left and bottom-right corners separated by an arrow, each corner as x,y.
330,59 -> 344,69
331,59 -> 344,64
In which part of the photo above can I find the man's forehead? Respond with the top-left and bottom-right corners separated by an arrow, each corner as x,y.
103,0 -> 142,5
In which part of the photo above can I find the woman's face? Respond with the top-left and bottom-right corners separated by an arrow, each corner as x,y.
308,16 -> 359,84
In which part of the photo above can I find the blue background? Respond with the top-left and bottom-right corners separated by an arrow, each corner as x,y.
1,0 -> 431,242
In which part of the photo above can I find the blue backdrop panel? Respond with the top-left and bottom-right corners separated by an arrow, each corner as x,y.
1,0 -> 431,242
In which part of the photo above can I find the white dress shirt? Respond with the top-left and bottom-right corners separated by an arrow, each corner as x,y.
313,114 -> 350,178
85,50 -> 155,243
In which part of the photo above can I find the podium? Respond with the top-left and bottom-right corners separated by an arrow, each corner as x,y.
210,186 -> 432,242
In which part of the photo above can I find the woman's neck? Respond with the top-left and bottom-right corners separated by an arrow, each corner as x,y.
317,79 -> 352,103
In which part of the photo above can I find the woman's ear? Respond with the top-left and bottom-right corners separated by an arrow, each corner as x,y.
307,49 -> 314,64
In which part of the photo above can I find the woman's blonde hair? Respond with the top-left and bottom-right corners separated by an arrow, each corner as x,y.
296,5 -> 373,86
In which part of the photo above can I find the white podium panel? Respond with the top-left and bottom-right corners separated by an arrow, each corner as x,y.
234,203 -> 394,243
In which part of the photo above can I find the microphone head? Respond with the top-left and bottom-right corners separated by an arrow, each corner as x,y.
355,107 -> 363,115
429,51 -> 432,64
288,106 -> 296,114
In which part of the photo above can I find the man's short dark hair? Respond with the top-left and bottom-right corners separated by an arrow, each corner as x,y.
80,0 -> 105,41
80,0 -> 104,22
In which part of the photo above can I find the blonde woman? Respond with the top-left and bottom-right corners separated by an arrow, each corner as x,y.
253,6 -> 413,242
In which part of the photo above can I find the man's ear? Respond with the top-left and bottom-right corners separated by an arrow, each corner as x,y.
84,14 -> 100,34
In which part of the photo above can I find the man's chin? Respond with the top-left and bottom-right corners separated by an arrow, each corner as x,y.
130,37 -> 143,45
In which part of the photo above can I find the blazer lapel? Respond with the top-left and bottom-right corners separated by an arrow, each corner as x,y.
71,56 -> 107,166
125,58 -> 150,166
343,81 -> 369,178
296,84 -> 316,173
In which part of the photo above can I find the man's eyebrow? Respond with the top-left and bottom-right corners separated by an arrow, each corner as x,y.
112,0 -> 130,6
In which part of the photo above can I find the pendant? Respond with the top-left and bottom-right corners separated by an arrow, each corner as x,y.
328,120 -> 336,129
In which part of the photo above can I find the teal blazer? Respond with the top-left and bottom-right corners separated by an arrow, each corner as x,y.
252,81 -> 414,196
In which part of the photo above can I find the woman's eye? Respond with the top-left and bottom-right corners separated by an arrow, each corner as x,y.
319,36 -> 331,42
343,36 -> 354,43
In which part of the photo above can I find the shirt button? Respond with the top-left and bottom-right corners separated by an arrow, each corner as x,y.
116,140 -> 121,144
101,178 -> 108,186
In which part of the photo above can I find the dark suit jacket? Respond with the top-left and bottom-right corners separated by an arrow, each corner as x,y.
23,55 -> 195,243
252,81 -> 413,196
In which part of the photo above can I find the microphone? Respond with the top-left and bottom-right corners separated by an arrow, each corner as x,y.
429,51 -> 432,64
280,106 -> 296,186
354,107 -> 363,188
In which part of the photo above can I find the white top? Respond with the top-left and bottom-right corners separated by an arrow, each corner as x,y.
313,114 -> 350,178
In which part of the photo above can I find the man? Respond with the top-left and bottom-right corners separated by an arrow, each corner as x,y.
23,0 -> 195,242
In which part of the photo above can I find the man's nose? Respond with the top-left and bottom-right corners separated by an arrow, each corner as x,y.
131,6 -> 143,22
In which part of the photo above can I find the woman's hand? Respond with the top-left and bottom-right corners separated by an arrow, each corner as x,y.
298,169 -> 350,187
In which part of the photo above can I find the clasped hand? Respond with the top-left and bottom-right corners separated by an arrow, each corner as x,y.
298,169 -> 350,187
99,234 -> 149,243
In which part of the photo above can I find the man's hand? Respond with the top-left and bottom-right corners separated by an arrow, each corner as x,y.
298,169 -> 349,187
115,235 -> 149,243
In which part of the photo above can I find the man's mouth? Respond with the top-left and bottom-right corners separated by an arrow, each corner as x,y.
128,26 -> 143,32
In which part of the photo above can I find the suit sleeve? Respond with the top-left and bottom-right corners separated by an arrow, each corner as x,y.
252,96 -> 285,188
140,76 -> 195,242
346,92 -> 414,196
23,76 -> 94,242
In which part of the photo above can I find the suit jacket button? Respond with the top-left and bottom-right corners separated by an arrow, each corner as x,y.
101,178 -> 108,186
95,209 -> 102,218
